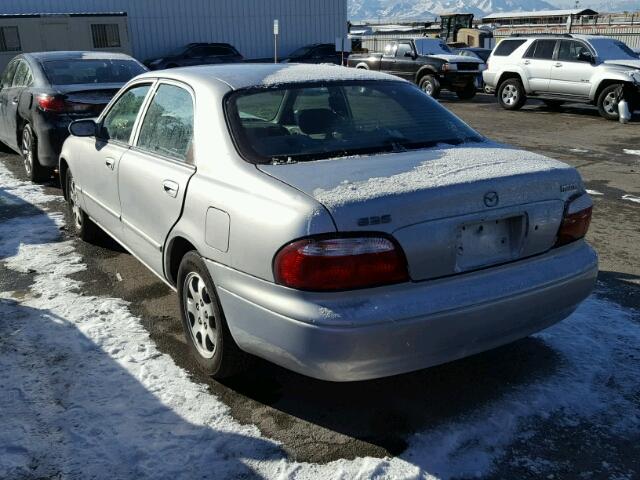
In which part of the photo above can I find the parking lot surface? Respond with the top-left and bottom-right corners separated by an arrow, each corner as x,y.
1,94 -> 639,479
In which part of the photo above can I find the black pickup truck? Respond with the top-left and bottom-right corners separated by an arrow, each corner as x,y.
347,38 -> 484,99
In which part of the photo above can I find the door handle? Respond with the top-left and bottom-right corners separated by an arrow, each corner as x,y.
105,158 -> 115,170
523,60 -> 530,65
554,62 -> 562,67
162,180 -> 179,198
11,97 -> 18,104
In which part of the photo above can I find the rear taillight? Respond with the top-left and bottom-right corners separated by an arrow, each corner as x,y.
555,194 -> 593,247
274,235 -> 409,291
37,94 -> 67,112
37,94 -> 95,113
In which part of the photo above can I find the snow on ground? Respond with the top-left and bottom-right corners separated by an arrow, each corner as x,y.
622,194 -> 640,204
586,189 -> 604,196
0,163 -> 639,479
622,149 -> 640,156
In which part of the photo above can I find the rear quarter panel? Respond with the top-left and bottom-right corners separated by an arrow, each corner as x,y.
165,80 -> 336,283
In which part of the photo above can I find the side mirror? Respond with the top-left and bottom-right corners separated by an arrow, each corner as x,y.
69,119 -> 97,137
405,51 -> 416,58
578,51 -> 594,63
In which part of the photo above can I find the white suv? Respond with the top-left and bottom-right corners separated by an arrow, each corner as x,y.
483,34 -> 640,120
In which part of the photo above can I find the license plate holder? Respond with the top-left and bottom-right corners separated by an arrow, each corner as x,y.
456,216 -> 524,271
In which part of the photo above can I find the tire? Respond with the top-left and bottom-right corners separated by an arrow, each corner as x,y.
177,251 -> 249,379
456,83 -> 476,100
419,75 -> 441,99
497,78 -> 526,111
597,84 -> 623,121
66,169 -> 101,243
21,124 -> 51,183
542,100 -> 565,109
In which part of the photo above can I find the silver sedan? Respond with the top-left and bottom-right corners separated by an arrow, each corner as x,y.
59,64 -> 598,381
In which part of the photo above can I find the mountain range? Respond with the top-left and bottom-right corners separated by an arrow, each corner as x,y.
348,0 -> 640,21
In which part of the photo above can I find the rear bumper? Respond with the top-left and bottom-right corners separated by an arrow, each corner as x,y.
32,113 -> 72,168
208,241 -> 598,382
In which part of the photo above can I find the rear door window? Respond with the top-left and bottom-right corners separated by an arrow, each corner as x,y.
0,60 -> 17,88
136,84 -> 194,162
492,39 -> 527,56
11,60 -> 30,87
101,84 -> 151,143
524,40 -> 557,60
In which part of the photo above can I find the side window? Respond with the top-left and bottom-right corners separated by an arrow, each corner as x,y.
383,42 -> 397,57
314,45 -> 336,57
91,24 -> 121,49
188,46 -> 208,58
11,60 -> 29,87
493,39 -> 527,56
101,84 -> 151,143
137,84 -> 194,162
524,40 -> 557,60
1,61 -> 17,88
0,26 -> 21,52
396,43 -> 413,58
558,40 -> 591,62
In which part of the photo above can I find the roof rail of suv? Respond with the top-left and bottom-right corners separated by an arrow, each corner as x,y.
508,33 -> 574,38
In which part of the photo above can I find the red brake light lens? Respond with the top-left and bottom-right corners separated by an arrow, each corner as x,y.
37,94 -> 67,112
555,195 -> 593,247
274,236 -> 409,291
37,94 -> 95,113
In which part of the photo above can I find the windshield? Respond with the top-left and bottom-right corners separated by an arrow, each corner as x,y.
414,39 -> 453,56
289,46 -> 314,58
43,59 -> 146,86
225,81 -> 482,164
589,38 -> 637,61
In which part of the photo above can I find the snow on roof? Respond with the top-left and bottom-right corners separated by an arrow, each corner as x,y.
483,9 -> 597,20
144,63 -> 404,90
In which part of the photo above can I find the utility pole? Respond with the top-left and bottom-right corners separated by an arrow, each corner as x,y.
273,19 -> 279,63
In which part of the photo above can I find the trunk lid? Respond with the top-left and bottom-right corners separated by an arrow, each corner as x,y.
258,143 -> 583,280
52,83 -> 122,116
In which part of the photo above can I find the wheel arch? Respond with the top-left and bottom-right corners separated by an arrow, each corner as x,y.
16,116 -> 29,149
414,65 -> 438,84
593,79 -> 628,104
165,235 -> 198,287
59,158 -> 70,200
496,71 -> 526,92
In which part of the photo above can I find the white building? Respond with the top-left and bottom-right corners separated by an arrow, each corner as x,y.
0,0 -> 347,62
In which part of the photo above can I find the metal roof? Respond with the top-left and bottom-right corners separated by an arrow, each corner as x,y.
483,9 -> 598,20
0,12 -> 126,18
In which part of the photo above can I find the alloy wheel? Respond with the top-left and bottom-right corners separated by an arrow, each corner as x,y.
422,80 -> 434,96
501,85 -> 518,105
68,175 -> 83,231
602,91 -> 618,116
21,127 -> 33,177
183,272 -> 217,359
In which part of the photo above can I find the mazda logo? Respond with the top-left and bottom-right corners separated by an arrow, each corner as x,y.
484,191 -> 499,208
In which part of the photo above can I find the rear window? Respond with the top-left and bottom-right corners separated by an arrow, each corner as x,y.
225,81 -> 483,164
42,59 -> 146,86
493,40 -> 527,57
